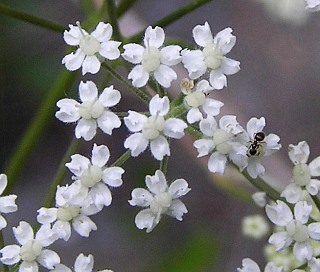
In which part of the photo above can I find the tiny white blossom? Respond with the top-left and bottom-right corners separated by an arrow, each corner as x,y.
124,95 -> 187,160
237,258 -> 284,272
266,200 -> 320,262
281,141 -> 320,204
180,78 -> 224,124
62,21 -> 121,75
65,144 -> 124,209
56,81 -> 121,141
122,26 -> 181,88
305,0 -> 320,12
252,192 -> 267,207
0,174 -> 17,230
242,214 -> 270,239
193,115 -> 245,174
129,170 -> 190,233
181,22 -> 240,90
0,221 -> 60,270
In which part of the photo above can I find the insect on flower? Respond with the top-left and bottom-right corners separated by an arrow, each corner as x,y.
247,132 -> 265,157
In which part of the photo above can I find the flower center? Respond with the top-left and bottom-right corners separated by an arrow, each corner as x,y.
150,192 -> 172,214
203,44 -> 223,70
142,115 -> 165,140
78,100 -> 104,119
142,46 -> 161,72
57,206 -> 80,222
286,220 -> 309,242
213,129 -> 232,154
184,92 -> 206,108
20,239 -> 43,262
80,165 -> 103,188
293,164 -> 311,186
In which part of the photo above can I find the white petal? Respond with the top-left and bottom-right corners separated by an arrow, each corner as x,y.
237,258 -> 260,272
187,108 -> 203,124
74,253 -> 94,272
247,158 -> 265,179
181,49 -> 206,79
37,249 -> 60,269
288,141 -> 310,165
246,117 -> 266,140
0,195 -> 17,213
308,222 -> 320,240
208,152 -> 227,174
251,192 -> 267,208
75,119 -> 97,141
150,135 -> 170,160
149,95 -> 170,116
55,98 -> 80,123
202,98 -> 224,116
134,209 -> 157,233
293,242 -> 313,262
294,201 -> 312,224
309,156 -> 320,176
99,85 -> 121,107
0,245 -> 21,265
97,111 -> 121,135
91,22 -> 112,42
129,188 -> 153,207
124,133 -> 149,157
163,118 -> 187,139
37,207 -> 57,224
268,231 -> 292,251
52,221 -> 71,241
72,214 -> 97,237
19,261 -> 38,272
144,26 -> 165,48
99,40 -> 121,60
0,215 -> 7,230
121,43 -> 144,64
62,49 -> 85,71
79,81 -> 98,102
52,263 -> 72,272
192,22 -> 214,47
307,179 -> 320,195
145,170 -> 167,194
220,57 -> 240,75
209,70 -> 227,90
90,183 -> 112,207
13,221 -> 34,245
199,115 -> 217,136
36,224 -> 58,247
213,27 -> 236,54
264,134 -> 281,156
65,154 -> 90,177
168,179 -> 191,198
193,139 -> 214,157
280,183 -> 302,204
219,115 -> 242,134
63,24 -> 82,45
160,45 -> 181,66
265,200 -> 293,226
91,144 -> 110,167
124,111 -> 147,132
154,65 -> 177,88
166,199 -> 188,221
82,55 -> 101,75
0,174 -> 7,194
102,167 -> 124,187
128,65 -> 149,87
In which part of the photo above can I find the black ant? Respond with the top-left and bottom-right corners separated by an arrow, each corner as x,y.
247,132 -> 265,157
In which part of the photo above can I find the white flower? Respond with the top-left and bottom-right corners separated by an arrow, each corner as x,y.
37,182 -> 99,240
0,221 -> 60,270
193,115 -> 245,174
0,174 -> 17,230
180,78 -> 224,124
252,192 -> 267,207
266,200 -> 320,262
237,258 -> 284,272
238,117 -> 281,179
124,95 -> 187,160
129,170 -> 190,233
305,0 -> 320,12
181,22 -> 240,90
242,214 -> 270,239
281,141 -> 320,204
51,253 -> 113,272
62,21 -> 121,75
122,26 -> 181,87
65,144 -> 124,209
56,81 -> 121,141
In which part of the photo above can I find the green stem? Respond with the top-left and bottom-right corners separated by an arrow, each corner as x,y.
101,62 -> 151,104
166,104 -> 186,119
312,195 -> 320,213
112,150 -> 132,167
106,0 -> 122,42
128,0 -> 213,42
186,125 -> 202,139
116,0 -> 138,17
160,155 -> 169,176
4,71 -> 77,194
0,3 -> 65,33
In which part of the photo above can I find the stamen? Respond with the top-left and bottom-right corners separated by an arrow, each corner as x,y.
76,21 -> 86,37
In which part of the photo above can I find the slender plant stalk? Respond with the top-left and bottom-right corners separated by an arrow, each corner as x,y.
160,155 -> 169,176
128,0 -> 213,43
116,0 -> 138,18
112,150 -> 132,167
0,3 -> 65,33
4,71 -> 77,194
